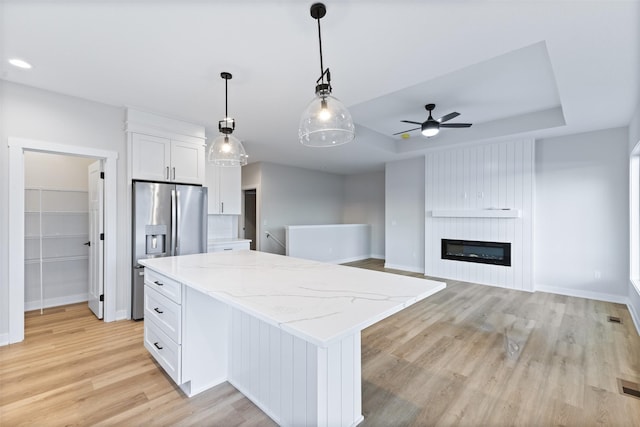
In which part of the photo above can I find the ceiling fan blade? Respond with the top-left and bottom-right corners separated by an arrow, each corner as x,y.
438,112 -> 460,123
440,123 -> 472,128
401,120 -> 422,125
393,127 -> 421,135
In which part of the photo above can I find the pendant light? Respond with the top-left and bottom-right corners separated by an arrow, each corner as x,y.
298,3 -> 355,147
208,72 -> 248,167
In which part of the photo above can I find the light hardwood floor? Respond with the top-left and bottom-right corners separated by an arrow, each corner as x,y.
1,259 -> 639,426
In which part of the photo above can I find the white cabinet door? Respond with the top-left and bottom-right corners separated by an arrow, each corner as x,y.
208,241 -> 250,252
132,134 -> 171,181
218,166 -> 241,215
171,140 -> 204,185
205,164 -> 241,214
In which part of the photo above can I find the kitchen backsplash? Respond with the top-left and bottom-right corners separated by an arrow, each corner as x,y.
208,215 -> 238,239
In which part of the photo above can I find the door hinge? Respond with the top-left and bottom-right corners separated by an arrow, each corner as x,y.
100,233 -> 104,240
100,172 -> 104,179
99,294 -> 104,302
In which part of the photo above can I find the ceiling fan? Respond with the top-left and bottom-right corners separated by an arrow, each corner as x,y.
394,103 -> 472,137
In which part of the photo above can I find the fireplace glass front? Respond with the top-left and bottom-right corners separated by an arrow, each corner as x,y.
441,239 -> 511,266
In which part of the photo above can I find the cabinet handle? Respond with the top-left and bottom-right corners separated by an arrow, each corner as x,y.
153,342 -> 163,350
153,307 -> 164,314
223,248 -> 232,251
221,202 -> 224,213
154,280 -> 164,286
166,166 -> 169,180
172,167 -> 176,180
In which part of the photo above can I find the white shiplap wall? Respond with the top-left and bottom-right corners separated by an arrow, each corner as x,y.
425,139 -> 534,291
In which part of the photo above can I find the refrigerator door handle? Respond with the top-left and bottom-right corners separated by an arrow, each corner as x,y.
171,189 -> 177,256
175,190 -> 181,254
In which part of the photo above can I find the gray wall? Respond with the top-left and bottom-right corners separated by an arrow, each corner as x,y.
385,157 -> 425,273
245,162 -> 346,254
535,127 -> 629,300
243,163 -> 386,258
344,171 -> 385,259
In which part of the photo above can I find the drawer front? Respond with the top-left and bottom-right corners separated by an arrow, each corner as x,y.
145,268 -> 182,304
207,242 -> 250,253
145,285 -> 181,343
145,320 -> 181,384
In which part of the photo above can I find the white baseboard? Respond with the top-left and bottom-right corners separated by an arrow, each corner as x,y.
0,333 -> 9,347
115,310 -> 129,321
535,284 -> 628,305
369,253 -> 385,260
628,301 -> 640,336
24,293 -> 88,312
628,283 -> 640,336
384,263 -> 424,274
330,255 -> 372,264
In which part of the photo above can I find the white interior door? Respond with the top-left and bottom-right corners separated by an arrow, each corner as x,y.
88,160 -> 104,319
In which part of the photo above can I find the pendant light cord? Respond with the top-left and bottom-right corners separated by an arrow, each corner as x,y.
225,77 -> 229,119
317,16 -> 324,84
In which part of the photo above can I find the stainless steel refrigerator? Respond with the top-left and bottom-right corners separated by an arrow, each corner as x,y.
131,181 -> 207,320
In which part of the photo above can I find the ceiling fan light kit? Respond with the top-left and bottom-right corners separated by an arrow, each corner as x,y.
422,121 -> 440,137
208,72 -> 248,167
299,3 -> 355,148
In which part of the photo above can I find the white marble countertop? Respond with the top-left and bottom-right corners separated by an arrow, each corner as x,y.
139,251 -> 446,347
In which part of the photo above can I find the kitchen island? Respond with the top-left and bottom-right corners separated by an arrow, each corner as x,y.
139,251 -> 445,427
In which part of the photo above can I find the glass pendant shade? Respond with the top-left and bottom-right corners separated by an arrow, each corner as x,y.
208,133 -> 247,167
299,93 -> 355,147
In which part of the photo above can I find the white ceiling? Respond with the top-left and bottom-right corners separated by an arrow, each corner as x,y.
2,0 -> 639,175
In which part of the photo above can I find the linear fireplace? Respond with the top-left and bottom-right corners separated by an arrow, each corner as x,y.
441,239 -> 511,266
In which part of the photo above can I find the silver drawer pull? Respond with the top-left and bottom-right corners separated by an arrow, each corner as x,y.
154,280 -> 164,286
153,342 -> 163,350
153,307 -> 163,314
223,248 -> 232,251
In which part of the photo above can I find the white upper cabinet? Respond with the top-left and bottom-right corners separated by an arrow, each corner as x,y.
131,134 -> 204,184
127,108 -> 206,185
170,139 -> 204,184
205,163 -> 241,215
131,134 -> 172,182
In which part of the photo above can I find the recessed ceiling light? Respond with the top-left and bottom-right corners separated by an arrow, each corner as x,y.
8,58 -> 32,69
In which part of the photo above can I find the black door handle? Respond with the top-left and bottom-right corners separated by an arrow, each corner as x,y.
84,241 -> 91,246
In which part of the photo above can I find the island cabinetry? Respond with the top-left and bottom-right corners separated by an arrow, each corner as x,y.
143,269 -> 183,384
131,133 -> 204,185
205,163 -> 241,214
139,251 -> 446,426
143,268 -> 229,397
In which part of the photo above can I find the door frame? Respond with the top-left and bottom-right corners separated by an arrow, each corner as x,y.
242,188 -> 257,251
8,137 -> 118,344
241,185 -> 260,251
